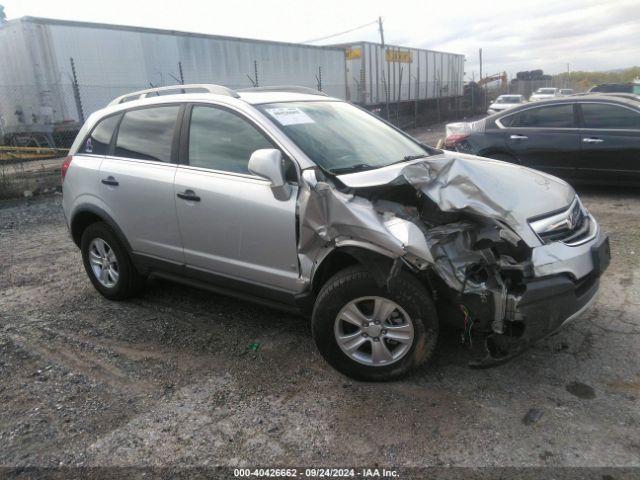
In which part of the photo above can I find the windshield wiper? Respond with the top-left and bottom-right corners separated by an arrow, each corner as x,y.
329,154 -> 430,175
402,154 -> 429,161
382,154 -> 429,168
328,163 -> 375,175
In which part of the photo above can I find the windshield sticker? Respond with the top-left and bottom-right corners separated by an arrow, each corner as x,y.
265,107 -> 314,126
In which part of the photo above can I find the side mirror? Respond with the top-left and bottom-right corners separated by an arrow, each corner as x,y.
248,148 -> 291,200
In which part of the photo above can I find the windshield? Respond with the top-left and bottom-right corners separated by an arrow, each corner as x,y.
537,88 -> 556,94
257,101 -> 430,174
496,96 -> 522,103
560,89 -> 574,94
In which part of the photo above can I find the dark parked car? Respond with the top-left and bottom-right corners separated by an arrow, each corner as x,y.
573,92 -> 640,102
589,83 -> 633,93
444,95 -> 640,185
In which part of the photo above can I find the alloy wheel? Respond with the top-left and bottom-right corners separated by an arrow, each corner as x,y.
334,296 -> 415,366
88,238 -> 119,288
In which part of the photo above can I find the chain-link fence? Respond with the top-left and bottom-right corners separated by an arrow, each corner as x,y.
0,79 -> 486,198
0,82 -> 354,150
480,77 -> 593,102
1,80 -> 484,152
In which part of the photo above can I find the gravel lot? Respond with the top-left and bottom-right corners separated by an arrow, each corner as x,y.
1,187 -> 639,469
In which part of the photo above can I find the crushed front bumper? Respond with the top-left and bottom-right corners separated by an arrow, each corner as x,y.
470,234 -> 611,368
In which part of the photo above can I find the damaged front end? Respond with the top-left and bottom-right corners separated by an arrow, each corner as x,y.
298,153 -> 608,367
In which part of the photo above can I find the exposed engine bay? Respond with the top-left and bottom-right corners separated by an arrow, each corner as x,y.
297,153 -> 606,367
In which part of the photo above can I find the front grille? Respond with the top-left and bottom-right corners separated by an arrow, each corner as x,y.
539,207 -> 586,243
530,197 -> 590,245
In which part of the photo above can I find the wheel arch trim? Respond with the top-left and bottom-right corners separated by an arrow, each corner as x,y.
310,242 -> 397,292
70,203 -> 133,255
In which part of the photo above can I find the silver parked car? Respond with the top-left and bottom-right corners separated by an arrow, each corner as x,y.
530,87 -> 558,101
487,94 -> 526,115
62,84 -> 610,380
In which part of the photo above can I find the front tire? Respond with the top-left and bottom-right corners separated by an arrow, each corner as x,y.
80,222 -> 144,300
312,266 -> 439,381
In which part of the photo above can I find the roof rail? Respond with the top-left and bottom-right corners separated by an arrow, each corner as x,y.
108,84 -> 240,106
237,85 -> 328,97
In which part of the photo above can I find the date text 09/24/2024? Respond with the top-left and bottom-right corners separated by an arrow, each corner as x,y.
233,468 -> 399,477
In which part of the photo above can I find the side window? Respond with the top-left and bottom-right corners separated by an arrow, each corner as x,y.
581,103 -> 640,129
498,114 -> 514,128
82,115 -> 120,155
188,106 -> 273,174
114,106 -> 180,162
510,104 -> 575,128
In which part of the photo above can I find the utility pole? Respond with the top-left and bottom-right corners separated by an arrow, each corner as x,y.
478,48 -> 483,82
378,17 -> 385,47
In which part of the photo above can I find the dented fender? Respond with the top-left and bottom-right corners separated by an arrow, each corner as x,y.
295,152 -> 605,367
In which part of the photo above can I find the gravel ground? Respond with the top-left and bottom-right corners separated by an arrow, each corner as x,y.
0,188 -> 639,469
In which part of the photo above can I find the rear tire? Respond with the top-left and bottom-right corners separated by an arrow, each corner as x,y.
80,222 -> 144,300
312,266 -> 439,381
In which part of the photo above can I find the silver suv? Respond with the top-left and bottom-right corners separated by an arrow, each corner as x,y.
62,84 -> 610,380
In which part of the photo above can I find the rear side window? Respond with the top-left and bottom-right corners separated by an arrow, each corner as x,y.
509,104 -> 575,128
187,106 -> 272,174
498,115 -> 515,127
114,106 -> 180,162
82,115 -> 120,155
581,103 -> 640,129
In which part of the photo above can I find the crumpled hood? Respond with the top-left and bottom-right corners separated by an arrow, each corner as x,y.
336,152 -> 576,246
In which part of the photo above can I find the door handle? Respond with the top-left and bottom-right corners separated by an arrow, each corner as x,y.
582,137 -> 604,143
101,176 -> 119,186
177,190 -> 201,202
510,134 -> 528,140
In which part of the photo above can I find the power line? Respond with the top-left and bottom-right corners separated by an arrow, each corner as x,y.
300,20 -> 379,44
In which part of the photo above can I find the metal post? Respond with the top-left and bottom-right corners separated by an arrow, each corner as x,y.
360,62 -> 366,104
382,72 -> 390,121
471,71 -> 475,112
415,52 -> 420,128
436,73 -> 441,123
396,65 -> 403,123
254,60 -> 259,87
70,57 -> 84,124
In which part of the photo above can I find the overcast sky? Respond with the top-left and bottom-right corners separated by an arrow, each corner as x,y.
3,0 -> 639,79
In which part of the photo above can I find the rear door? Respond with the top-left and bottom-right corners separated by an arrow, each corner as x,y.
99,104 -> 184,263
70,113 -> 121,205
576,102 -> 640,184
502,103 -> 580,179
174,103 -> 300,292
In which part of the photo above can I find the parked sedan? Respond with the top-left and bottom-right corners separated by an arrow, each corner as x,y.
589,83 -> 633,93
444,95 -> 640,185
487,94 -> 527,114
529,87 -> 558,101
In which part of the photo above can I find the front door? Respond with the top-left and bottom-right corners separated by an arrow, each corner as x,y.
174,104 -> 300,292
503,103 -> 580,179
